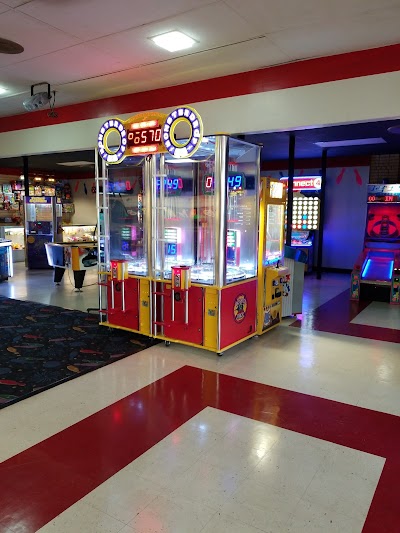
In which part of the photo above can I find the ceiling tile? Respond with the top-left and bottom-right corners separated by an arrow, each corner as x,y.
267,5 -> 400,60
17,0 -> 218,41
1,0 -> 30,6
0,3 -> 11,14
0,42 -> 124,87
225,0 -> 400,34
52,37 -> 289,103
0,10 -> 80,68
89,2 -> 263,70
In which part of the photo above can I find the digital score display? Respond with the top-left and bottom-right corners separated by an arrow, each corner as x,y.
126,120 -> 163,155
156,176 -> 184,191
204,174 -> 245,193
368,195 -> 399,203
165,243 -> 177,256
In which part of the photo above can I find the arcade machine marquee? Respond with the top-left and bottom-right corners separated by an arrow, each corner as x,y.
351,184 -> 400,304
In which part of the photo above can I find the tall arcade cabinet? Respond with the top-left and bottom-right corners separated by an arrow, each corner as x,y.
96,108 -> 261,354
152,136 -> 260,353
97,155 -> 152,336
257,178 -> 287,334
24,196 -> 62,269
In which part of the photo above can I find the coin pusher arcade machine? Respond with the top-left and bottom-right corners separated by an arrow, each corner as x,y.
96,106 -> 282,353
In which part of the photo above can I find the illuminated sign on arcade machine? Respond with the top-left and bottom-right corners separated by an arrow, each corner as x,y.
351,184 -> 400,304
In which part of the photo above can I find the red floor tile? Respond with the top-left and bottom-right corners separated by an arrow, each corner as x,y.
291,289 -> 400,343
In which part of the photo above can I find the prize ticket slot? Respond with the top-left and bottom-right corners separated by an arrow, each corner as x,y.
25,196 -> 62,269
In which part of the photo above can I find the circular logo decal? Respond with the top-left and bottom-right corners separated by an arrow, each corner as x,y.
163,106 -> 203,159
97,119 -> 127,164
233,293 -> 247,323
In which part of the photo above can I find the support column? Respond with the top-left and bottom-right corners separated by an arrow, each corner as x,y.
23,156 -> 29,197
285,135 -> 295,246
316,148 -> 328,280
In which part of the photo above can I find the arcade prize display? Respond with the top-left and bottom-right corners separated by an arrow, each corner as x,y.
351,184 -> 400,304
96,106 -> 262,353
24,196 -> 62,269
257,178 -> 288,333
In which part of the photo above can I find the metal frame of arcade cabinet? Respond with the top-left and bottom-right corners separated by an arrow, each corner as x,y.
151,135 -> 261,355
257,177 -> 288,334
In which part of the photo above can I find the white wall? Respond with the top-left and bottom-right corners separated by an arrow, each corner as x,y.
1,70 -> 400,158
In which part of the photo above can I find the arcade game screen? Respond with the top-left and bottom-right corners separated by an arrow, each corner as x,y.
365,204 -> 400,241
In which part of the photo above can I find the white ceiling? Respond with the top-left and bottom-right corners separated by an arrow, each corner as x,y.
0,0 -> 399,118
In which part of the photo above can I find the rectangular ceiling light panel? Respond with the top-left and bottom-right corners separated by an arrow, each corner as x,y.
315,138 -> 387,148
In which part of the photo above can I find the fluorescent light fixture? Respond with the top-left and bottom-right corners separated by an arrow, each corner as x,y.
57,161 -> 94,167
151,31 -> 196,52
315,138 -> 386,148
0,87 -> 7,95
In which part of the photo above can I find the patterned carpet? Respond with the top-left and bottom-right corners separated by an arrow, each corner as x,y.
0,296 -> 154,408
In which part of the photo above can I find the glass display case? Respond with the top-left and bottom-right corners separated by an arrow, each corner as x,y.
0,239 -> 13,280
1,226 -> 25,262
152,136 -> 259,285
62,224 -> 97,243
107,156 -> 147,276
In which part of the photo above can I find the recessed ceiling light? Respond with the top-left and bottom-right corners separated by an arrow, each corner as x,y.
0,87 -> 7,95
151,31 -> 196,52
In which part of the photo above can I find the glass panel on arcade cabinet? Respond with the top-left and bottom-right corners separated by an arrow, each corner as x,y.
107,156 -> 147,276
225,138 -> 259,283
153,138 -> 217,284
265,203 -> 284,265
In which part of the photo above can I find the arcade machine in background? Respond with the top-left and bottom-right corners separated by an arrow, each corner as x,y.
45,224 -> 97,290
24,196 -> 62,269
351,184 -> 400,304
281,176 -> 322,272
0,238 -> 13,281
257,177 -> 288,333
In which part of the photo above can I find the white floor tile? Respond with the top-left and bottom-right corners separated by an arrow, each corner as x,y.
286,499 -> 362,533
37,500 -> 126,533
351,301 -> 400,330
128,494 -> 216,533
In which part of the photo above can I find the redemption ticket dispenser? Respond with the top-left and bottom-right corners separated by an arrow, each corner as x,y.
171,265 -> 191,324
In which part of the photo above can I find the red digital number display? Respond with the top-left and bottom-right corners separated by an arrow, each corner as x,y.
385,195 -> 394,202
368,194 -> 397,203
127,128 -> 162,147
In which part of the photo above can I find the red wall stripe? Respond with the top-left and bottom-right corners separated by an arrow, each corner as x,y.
1,43 -> 400,134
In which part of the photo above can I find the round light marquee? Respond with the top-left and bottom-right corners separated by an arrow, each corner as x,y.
97,119 -> 127,164
163,106 -> 203,159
